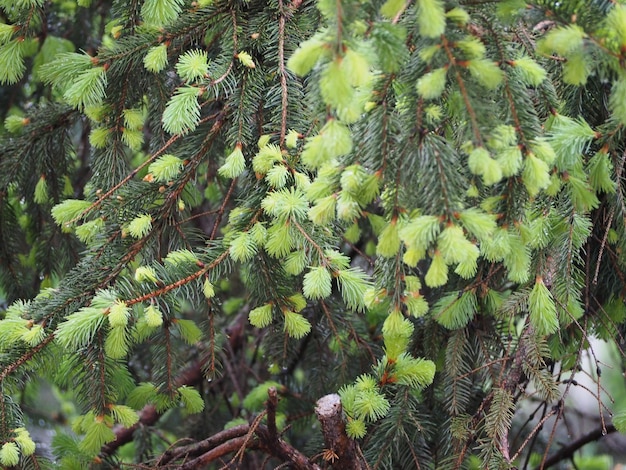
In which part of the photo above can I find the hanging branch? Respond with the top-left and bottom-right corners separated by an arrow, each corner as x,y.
537,424 -> 616,469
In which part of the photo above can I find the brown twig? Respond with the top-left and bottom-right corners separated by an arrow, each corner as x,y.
537,424 -> 616,469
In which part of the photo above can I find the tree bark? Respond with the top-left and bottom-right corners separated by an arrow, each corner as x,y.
315,393 -> 368,469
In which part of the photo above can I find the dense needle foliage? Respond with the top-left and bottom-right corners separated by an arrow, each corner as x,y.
2,0 -> 626,468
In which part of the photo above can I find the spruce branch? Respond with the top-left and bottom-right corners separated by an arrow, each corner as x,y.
278,0 -> 288,146
100,359 -> 204,458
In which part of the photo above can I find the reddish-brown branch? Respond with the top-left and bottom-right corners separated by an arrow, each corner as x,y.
154,389 -> 320,470
157,424 -> 251,466
180,435 -> 258,469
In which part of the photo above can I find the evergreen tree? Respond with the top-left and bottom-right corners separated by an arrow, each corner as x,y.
2,0 -> 626,468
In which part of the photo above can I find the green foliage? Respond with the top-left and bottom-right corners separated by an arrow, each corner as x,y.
528,277 -> 559,336
1,0 -> 626,468
162,86 -> 202,135
144,44 -> 169,73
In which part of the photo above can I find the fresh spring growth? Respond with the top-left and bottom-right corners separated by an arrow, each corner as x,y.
135,266 -> 159,283
258,134 -> 271,148
437,224 -> 479,266
105,324 -> 130,358
21,323 -> 46,346
522,153 -> 551,197
456,37 -> 486,59
502,233 -> 531,284
562,51 -> 589,86
308,194 -> 337,226
417,0 -> 447,38
178,386 -> 205,414
236,51 -> 255,68
376,221 -> 400,258
13,428 -> 36,456
34,175 -> 48,204
283,310 -> 311,339
467,59 -> 504,89
264,222 -> 294,258
403,246 -> 425,266
63,66 -> 108,110
433,290 -> 477,329
122,128 -> 144,150
108,299 -> 131,327
252,143 -> 283,174
283,250 -> 308,275
416,67 -> 447,100
606,4 -> 626,48
390,354 -> 437,388
496,146 -> 523,177
287,34 -> 329,76
265,164 -> 289,189
249,303 -> 273,328
123,108 -> 144,130
336,268 -> 371,311
382,309 -> 414,359
144,44 -> 168,73
446,7 -> 470,25
320,57 -> 370,121
610,78 -> 626,126
261,187 -> 308,221
176,49 -> 209,81
218,144 -> 246,178
202,278 -> 215,298
173,319 -> 202,344
147,154 -> 184,182
398,215 -> 441,252
302,266 -> 332,300
404,292 -> 429,318
588,149 -> 616,194
528,276 -> 559,335
89,127 -> 111,148
144,305 -> 163,327
0,23 -> 16,44
4,114 -> 27,133
457,208 -> 497,242
512,56 -> 547,86
141,0 -> 184,26
127,213 -> 152,238
229,231 -> 257,262
538,24 -> 585,56
380,0 -> 407,19
78,415 -> 116,454
109,405 -> 139,428
286,129 -> 300,149
301,119 -> 352,169
51,199 -> 92,226
249,222 -> 268,246
162,86 -> 201,135
424,251 -> 448,288
0,442 -> 20,467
